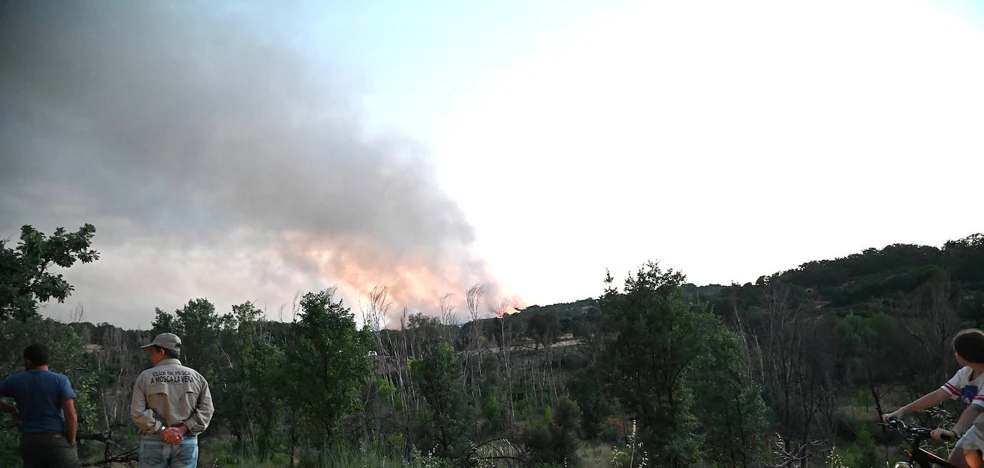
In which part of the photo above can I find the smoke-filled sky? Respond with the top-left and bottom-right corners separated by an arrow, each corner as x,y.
2,0 -> 983,329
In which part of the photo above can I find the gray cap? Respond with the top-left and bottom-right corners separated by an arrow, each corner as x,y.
141,332 -> 182,351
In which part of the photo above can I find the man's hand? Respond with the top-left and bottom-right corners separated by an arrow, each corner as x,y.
931,428 -> 957,441
161,427 -> 184,445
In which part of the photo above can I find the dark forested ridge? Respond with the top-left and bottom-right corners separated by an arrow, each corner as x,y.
2,225 -> 983,467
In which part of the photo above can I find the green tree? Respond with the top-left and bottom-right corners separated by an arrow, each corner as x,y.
837,311 -> 896,413
151,298 -> 223,380
520,396 -> 582,466
527,312 -> 560,350
150,307 -> 183,337
287,289 -> 372,448
568,358 -> 615,440
598,262 -> 710,467
175,299 -> 224,378
216,301 -> 285,458
690,322 -> 768,467
0,224 -> 99,321
410,341 -> 474,462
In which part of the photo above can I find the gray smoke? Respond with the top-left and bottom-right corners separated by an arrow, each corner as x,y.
0,1 -> 507,327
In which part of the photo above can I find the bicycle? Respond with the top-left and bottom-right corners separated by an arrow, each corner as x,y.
881,417 -> 958,468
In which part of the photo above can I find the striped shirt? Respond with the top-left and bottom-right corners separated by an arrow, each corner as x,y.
942,366 -> 984,406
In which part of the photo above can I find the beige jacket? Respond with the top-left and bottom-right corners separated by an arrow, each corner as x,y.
130,359 -> 214,436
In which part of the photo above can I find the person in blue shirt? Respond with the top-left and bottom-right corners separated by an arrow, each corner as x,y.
0,343 -> 82,468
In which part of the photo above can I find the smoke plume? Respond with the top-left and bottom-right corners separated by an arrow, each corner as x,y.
0,1 -> 512,327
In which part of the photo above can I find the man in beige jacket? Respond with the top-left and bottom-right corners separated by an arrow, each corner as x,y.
131,333 -> 214,468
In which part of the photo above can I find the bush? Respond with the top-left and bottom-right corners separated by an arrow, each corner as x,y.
520,397 -> 582,466
481,394 -> 504,430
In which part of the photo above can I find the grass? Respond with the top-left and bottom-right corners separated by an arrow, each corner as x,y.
577,443 -> 616,467
197,433 -> 456,468
197,436 -> 623,467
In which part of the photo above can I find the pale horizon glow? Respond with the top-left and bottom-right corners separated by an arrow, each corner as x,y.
4,0 -> 982,328
432,0 -> 984,306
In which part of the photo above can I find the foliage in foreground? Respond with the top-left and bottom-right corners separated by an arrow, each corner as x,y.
0,223 -> 99,322
2,223 -> 984,467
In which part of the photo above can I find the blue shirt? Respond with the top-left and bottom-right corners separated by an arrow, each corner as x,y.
0,369 -> 77,434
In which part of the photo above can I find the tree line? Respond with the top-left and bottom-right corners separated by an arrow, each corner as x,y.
1,224 -> 982,467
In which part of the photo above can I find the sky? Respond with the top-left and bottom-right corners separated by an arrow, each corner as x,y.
1,0 -> 982,329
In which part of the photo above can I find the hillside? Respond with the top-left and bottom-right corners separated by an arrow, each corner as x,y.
2,229 -> 983,467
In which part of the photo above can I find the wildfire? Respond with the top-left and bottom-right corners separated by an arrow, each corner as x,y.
494,301 -> 524,318
277,231 -> 523,325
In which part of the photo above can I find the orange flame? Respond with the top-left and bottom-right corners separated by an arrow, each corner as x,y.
277,232 -> 524,324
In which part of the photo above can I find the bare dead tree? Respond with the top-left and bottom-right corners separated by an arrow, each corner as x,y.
361,284 -> 403,420
395,307 -> 418,411
896,269 -> 962,401
499,307 -> 517,425
363,285 -> 391,334
79,431 -> 139,467
729,283 -> 755,381
439,293 -> 458,344
282,292 -> 303,464
791,317 -> 837,467
70,303 -> 85,324
467,283 -> 487,349
466,284 -> 487,407
758,279 -> 812,456
770,434 -> 828,468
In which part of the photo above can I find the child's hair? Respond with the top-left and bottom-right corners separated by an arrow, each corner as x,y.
953,329 -> 984,364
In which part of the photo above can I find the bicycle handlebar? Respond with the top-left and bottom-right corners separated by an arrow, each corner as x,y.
881,417 -> 957,442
